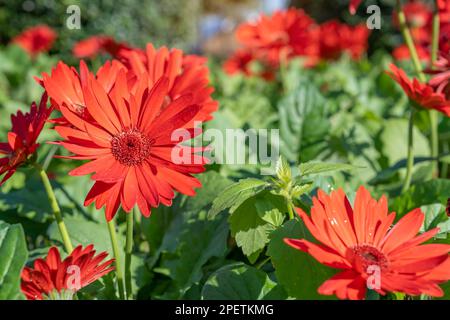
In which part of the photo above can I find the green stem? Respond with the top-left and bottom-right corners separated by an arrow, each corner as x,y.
430,1 -> 441,177
287,200 -> 295,220
431,1 -> 440,67
402,108 -> 415,193
396,0 -> 426,82
442,142 -> 449,178
430,111 -> 439,177
107,219 -> 125,300
35,164 -> 73,253
397,0 -> 439,181
125,209 -> 134,299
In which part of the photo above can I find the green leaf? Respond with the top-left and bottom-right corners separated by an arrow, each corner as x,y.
229,198 -> 274,262
0,222 -> 28,300
278,82 -> 330,162
208,178 -> 269,218
390,179 -> 450,216
299,161 -> 358,177
201,263 -> 287,300
156,211 -> 229,298
229,193 -> 286,262
267,220 -> 336,299
380,119 -> 430,168
255,197 -> 286,227
420,204 -> 450,236
47,215 -> 117,255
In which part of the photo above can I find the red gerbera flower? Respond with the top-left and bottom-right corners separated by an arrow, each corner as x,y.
116,44 -> 218,123
285,186 -> 450,300
54,67 -> 208,220
235,8 -> 319,67
21,245 -> 114,300
0,94 -> 52,185
349,0 -> 362,15
318,20 -> 370,61
40,60 -> 126,123
11,25 -> 56,56
72,35 -> 130,59
223,49 -> 275,80
387,63 -> 450,116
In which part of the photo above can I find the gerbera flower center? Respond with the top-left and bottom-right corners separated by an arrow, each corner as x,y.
350,245 -> 389,273
111,129 -> 152,166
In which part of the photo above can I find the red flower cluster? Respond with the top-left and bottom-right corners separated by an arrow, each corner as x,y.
11,25 -> 56,57
224,8 -> 369,79
387,64 -> 450,116
21,245 -> 114,300
318,20 -> 370,61
41,44 -> 217,220
285,186 -> 450,300
0,94 -> 52,185
72,35 -> 130,59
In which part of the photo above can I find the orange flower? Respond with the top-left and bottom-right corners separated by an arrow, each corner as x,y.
52,66 -> 209,220
235,8 -> 319,67
117,44 -> 218,122
11,25 -> 56,56
39,60 -> 126,123
285,186 -> 450,300
318,20 -> 370,61
0,94 -> 52,185
387,64 -> 450,116
21,245 -> 114,300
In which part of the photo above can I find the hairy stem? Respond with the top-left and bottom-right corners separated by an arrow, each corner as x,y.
125,209 -> 134,299
402,108 -> 415,193
36,163 -> 73,253
107,219 -> 126,300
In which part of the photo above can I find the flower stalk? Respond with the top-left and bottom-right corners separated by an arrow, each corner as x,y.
402,108 -> 415,192
107,219 -> 126,300
429,0 -> 441,177
125,209 -> 134,299
35,163 -> 73,253
396,0 -> 440,179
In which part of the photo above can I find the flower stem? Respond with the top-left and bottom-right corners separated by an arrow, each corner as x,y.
396,0 -> 439,181
431,1 -> 440,66
402,108 -> 415,193
107,219 -> 125,300
287,200 -> 295,220
35,163 -> 73,253
430,1 -> 441,177
395,0 -> 426,82
125,209 -> 134,300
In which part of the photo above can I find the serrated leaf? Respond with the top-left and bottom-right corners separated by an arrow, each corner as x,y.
208,178 -> 269,218
229,197 -> 275,260
201,263 -> 287,300
267,220 -> 336,299
0,222 -> 28,300
255,197 -> 286,227
299,161 -> 358,177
